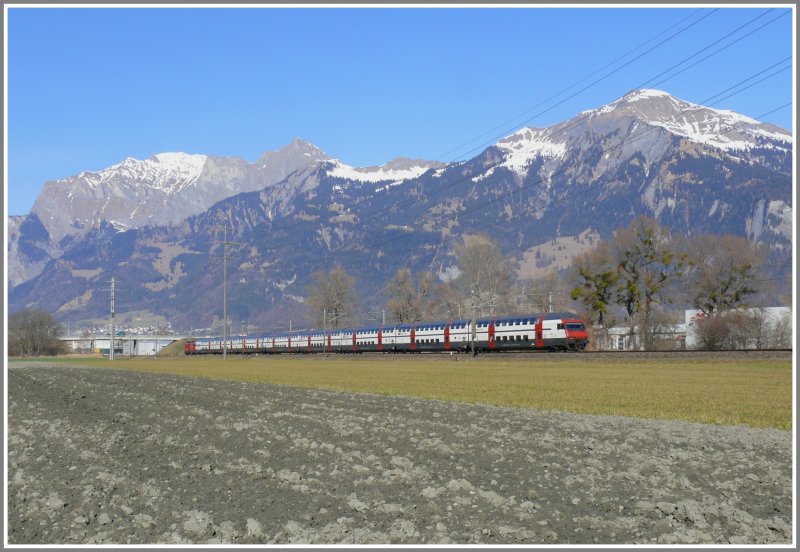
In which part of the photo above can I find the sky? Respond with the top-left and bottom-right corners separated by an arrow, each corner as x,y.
5,4 -> 795,216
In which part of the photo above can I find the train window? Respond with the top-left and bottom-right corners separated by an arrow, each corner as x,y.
557,323 -> 565,330
516,335 -> 522,341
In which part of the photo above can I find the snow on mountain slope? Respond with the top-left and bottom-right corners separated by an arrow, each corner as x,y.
584,89 -> 791,151
327,157 -> 442,183
77,152 -> 208,194
479,89 -> 792,182
494,128 -> 567,175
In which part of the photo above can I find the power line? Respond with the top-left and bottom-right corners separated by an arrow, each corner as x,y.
221,8 -> 724,247
445,8 -> 722,165
184,11 -> 789,318
350,9 -> 785,234
433,8 -> 711,163
353,64 -> 791,255
636,8 -> 784,90
312,92 -> 792,312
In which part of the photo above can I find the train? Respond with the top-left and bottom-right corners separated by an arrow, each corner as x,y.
184,312 -> 589,355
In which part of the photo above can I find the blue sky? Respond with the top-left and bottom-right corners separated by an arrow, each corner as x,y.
6,5 -> 794,216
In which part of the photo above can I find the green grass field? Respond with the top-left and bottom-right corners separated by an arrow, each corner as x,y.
11,354 -> 793,430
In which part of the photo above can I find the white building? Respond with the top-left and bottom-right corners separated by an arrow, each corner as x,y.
61,336 -> 179,356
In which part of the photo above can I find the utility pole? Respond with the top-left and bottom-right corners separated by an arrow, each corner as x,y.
212,223 -> 241,360
109,276 -> 116,360
470,290 -> 477,358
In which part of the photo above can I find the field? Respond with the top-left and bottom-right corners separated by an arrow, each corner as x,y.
8,359 -> 793,544
33,352 -> 793,430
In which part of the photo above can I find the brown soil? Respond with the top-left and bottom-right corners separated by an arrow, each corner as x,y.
7,361 -> 792,545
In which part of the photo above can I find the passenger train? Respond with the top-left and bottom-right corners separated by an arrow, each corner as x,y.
184,312 -> 589,355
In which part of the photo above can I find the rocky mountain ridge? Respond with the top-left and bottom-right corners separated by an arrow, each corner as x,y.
8,89 -> 792,329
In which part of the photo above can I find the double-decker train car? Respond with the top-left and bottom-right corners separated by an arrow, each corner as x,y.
184,312 -> 588,355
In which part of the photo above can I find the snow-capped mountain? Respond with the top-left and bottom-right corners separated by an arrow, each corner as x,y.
583,89 -> 790,152
9,89 -> 792,328
29,139 -> 332,243
490,88 -> 791,179
10,139 -> 440,287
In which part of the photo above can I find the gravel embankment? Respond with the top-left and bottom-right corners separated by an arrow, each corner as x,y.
7,362 -> 793,545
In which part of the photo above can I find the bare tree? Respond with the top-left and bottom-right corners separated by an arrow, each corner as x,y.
305,266 -> 360,329
386,268 -> 434,324
694,310 -> 759,350
8,308 -> 67,357
453,235 -> 514,316
429,279 -> 468,321
518,270 -> 570,314
767,309 -> 793,349
686,234 -> 763,315
645,306 -> 684,350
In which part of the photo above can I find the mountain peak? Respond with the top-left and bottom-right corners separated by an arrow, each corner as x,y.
616,88 -> 675,103
580,89 -> 791,150
588,88 -> 691,120
70,151 -> 208,191
258,138 -> 332,165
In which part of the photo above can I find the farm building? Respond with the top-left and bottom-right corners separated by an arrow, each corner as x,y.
61,336 -> 179,356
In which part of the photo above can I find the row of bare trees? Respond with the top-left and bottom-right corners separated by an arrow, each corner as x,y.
571,216 -> 783,350
304,216 -> 786,350
8,308 -> 68,357
304,234 -> 519,329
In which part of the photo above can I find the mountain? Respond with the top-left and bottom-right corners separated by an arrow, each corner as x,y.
29,138 -> 334,241
8,89 -> 792,329
8,139 -> 329,287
